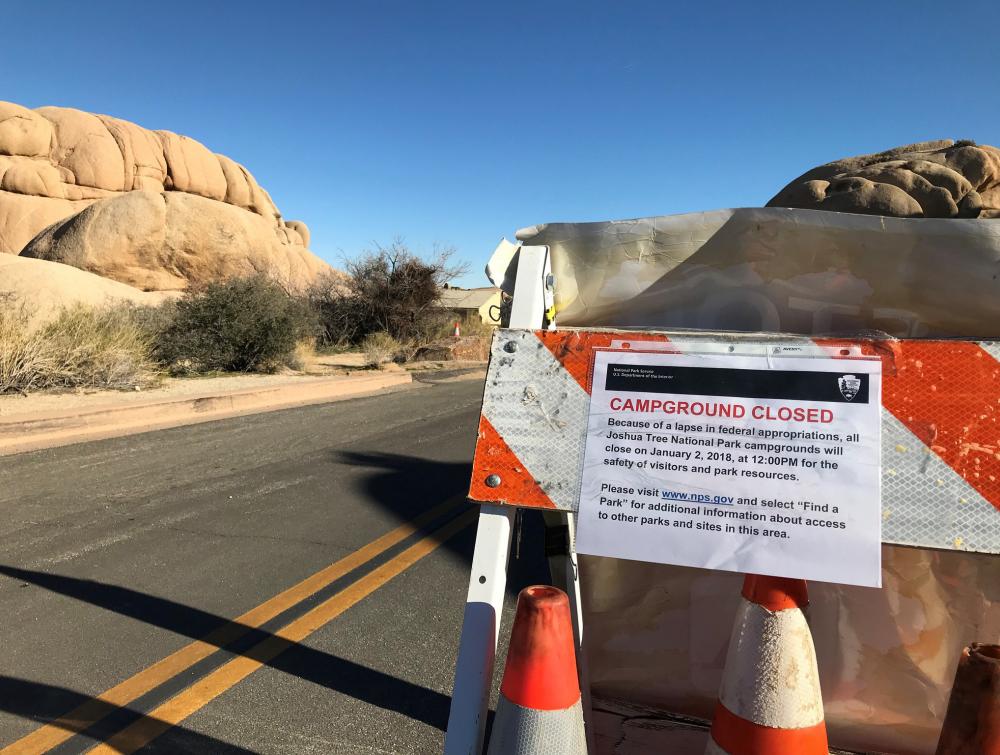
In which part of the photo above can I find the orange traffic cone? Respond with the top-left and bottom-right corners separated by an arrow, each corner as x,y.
454,321 -> 461,338
487,585 -> 586,755
706,575 -> 828,754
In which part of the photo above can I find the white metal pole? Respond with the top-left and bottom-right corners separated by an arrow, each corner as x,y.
444,244 -> 553,755
507,246 -> 551,330
515,245 -> 594,751
443,504 -> 515,755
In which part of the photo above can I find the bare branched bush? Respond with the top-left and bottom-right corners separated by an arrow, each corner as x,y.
309,239 -> 468,346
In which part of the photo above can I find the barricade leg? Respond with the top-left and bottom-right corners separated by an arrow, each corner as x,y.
543,510 -> 595,754
444,504 -> 516,755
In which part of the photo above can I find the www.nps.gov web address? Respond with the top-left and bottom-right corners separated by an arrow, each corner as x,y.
660,489 -> 734,505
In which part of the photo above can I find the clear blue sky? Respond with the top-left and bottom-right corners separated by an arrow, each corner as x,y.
3,1 -> 998,286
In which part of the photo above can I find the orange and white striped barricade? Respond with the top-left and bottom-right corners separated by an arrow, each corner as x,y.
467,328 -> 999,555
450,325 -> 999,753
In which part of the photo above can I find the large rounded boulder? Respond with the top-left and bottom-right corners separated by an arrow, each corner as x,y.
0,100 -> 330,291
21,191 -> 329,291
0,255 -> 173,326
768,139 -> 1000,218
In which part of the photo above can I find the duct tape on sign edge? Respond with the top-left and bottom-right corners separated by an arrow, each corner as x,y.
469,328 -> 1000,554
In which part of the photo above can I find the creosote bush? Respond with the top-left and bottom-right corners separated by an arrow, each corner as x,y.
154,275 -> 316,374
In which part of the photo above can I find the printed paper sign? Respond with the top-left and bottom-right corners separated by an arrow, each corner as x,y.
575,349 -> 883,587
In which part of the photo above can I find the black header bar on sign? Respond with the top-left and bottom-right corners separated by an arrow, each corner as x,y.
605,363 -> 870,404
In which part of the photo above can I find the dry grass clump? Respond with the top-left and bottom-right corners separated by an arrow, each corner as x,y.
42,304 -> 156,390
361,331 -> 402,369
438,312 -> 494,339
287,339 -> 317,372
0,296 -> 156,394
0,296 -> 53,394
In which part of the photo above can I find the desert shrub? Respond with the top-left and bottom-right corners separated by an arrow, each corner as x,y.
41,303 -> 156,389
309,240 -> 467,346
287,339 -> 317,372
361,331 -> 402,368
131,299 -> 179,342
154,275 -> 317,374
0,296 -> 155,393
466,312 -> 496,337
0,295 -> 53,394
306,271 -> 352,347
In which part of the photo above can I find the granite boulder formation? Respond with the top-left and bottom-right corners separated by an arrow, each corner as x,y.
768,139 -> 1000,219
0,254 -> 174,326
0,100 -> 331,291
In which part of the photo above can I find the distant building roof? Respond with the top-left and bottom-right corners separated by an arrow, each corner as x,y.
438,286 -> 499,310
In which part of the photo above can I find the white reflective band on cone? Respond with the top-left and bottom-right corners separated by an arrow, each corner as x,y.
718,601 -> 824,729
486,696 -> 586,755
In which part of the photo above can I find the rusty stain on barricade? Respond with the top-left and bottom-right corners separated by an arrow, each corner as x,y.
469,415 -> 557,508
871,340 -> 1000,513
468,328 -> 1000,553
537,330 -> 619,391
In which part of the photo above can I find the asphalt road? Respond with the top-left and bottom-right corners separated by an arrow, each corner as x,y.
0,377 -> 548,754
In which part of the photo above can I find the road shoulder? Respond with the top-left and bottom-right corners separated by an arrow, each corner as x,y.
0,372 -> 414,457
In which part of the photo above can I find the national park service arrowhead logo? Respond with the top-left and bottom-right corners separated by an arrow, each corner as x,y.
838,374 -> 861,401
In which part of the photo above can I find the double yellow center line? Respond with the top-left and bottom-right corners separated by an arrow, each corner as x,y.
3,496 -> 475,754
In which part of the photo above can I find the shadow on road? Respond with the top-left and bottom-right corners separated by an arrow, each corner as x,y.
331,451 -> 552,748
0,451 -> 552,749
0,675 -> 256,754
333,451 -> 551,594
0,563 -> 454,741
335,451 -> 472,524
